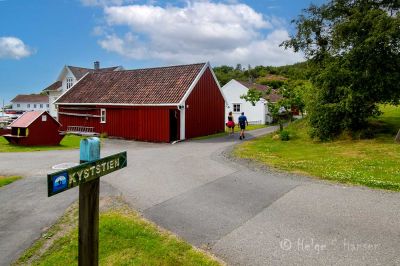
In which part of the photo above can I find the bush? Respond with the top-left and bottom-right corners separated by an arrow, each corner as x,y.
280,130 -> 290,141
100,132 -> 108,138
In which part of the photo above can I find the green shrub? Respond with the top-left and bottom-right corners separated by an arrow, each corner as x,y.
280,130 -> 290,141
100,132 -> 108,138
259,79 -> 286,89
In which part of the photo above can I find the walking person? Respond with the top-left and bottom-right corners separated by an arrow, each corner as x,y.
226,111 -> 235,135
238,112 -> 248,140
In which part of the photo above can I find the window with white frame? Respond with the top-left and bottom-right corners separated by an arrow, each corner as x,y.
46,104 -> 49,108
34,104 -> 37,108
233,103 -> 241,113
100,108 -> 106,123
17,104 -> 20,107
66,77 -> 73,89
42,115 -> 47,121
27,104 -> 30,108
40,104 -> 43,108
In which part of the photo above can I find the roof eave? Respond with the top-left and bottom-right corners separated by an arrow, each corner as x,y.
55,103 -> 180,106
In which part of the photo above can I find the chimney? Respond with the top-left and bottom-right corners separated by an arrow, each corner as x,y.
94,61 -> 100,70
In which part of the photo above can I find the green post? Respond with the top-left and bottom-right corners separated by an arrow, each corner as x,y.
79,137 -> 100,266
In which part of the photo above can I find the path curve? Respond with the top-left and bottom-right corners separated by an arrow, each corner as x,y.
0,127 -> 399,265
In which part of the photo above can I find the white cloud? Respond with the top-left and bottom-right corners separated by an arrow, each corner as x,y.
0,37 -> 33,59
96,1 -> 303,66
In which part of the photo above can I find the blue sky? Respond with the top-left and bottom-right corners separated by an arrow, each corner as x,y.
0,0 -> 326,104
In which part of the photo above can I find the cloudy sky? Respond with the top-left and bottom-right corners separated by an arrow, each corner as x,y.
0,0 -> 326,103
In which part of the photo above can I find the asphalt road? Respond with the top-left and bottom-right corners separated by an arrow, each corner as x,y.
0,127 -> 399,265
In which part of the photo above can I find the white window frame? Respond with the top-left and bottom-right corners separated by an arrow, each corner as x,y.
42,115 -> 47,121
34,104 -> 37,108
27,104 -> 30,108
66,77 -> 73,89
40,104 -> 43,108
16,103 -> 20,107
233,103 -> 241,113
100,108 -> 106,123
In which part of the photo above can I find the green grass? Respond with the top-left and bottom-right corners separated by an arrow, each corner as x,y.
233,105 -> 400,191
0,135 -> 83,152
245,124 -> 267,131
14,199 -> 222,266
0,175 -> 22,187
193,124 -> 267,140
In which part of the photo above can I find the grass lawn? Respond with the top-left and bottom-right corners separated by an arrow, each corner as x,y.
14,198 -> 221,266
193,124 -> 267,140
0,175 -> 22,187
0,135 -> 83,152
233,105 -> 400,191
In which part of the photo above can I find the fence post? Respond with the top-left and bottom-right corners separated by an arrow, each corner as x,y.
79,137 -> 100,266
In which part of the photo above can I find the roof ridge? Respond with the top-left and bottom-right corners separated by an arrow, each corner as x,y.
93,62 -> 207,74
67,65 -> 120,70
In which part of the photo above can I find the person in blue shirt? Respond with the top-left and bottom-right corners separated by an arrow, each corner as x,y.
237,112 -> 248,140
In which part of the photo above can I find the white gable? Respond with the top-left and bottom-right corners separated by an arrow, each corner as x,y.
222,79 -> 267,124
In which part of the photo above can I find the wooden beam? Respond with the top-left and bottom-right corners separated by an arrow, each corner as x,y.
58,112 -> 101,118
79,138 -> 100,266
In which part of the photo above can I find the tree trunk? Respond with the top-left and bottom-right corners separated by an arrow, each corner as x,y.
395,129 -> 400,143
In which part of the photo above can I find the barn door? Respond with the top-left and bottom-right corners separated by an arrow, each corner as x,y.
169,109 -> 178,142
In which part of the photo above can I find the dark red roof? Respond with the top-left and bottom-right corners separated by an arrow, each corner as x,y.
43,81 -> 62,92
11,94 -> 49,103
68,66 -> 120,80
266,92 -> 283,103
9,111 -> 44,128
236,80 -> 282,103
56,63 -> 206,105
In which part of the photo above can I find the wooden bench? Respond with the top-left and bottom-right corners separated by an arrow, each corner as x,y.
66,126 -> 99,136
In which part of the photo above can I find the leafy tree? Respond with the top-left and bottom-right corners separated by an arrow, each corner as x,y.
240,88 -> 264,106
240,79 -> 308,130
213,65 -> 246,86
279,80 -> 308,119
282,0 -> 400,140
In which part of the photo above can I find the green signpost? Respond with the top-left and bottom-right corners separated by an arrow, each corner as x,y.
47,151 -> 127,197
47,137 -> 127,266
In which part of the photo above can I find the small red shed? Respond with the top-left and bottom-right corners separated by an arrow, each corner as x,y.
55,62 -> 226,142
3,111 -> 64,146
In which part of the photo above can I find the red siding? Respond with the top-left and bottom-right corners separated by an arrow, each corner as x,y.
57,67 -> 224,142
185,68 -> 225,138
4,112 -> 64,146
59,106 -> 172,142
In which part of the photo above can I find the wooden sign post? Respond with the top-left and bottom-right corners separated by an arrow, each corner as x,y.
47,137 -> 127,266
79,138 -> 100,266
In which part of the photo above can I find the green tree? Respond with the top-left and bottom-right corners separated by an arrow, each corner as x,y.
282,0 -> 400,140
240,88 -> 264,106
279,80 -> 309,119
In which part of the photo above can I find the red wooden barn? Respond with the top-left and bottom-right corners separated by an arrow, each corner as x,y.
3,111 -> 64,146
55,62 -> 226,142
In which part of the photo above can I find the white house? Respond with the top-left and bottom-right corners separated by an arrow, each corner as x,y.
11,94 -> 49,112
222,79 -> 281,124
43,61 -> 123,117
